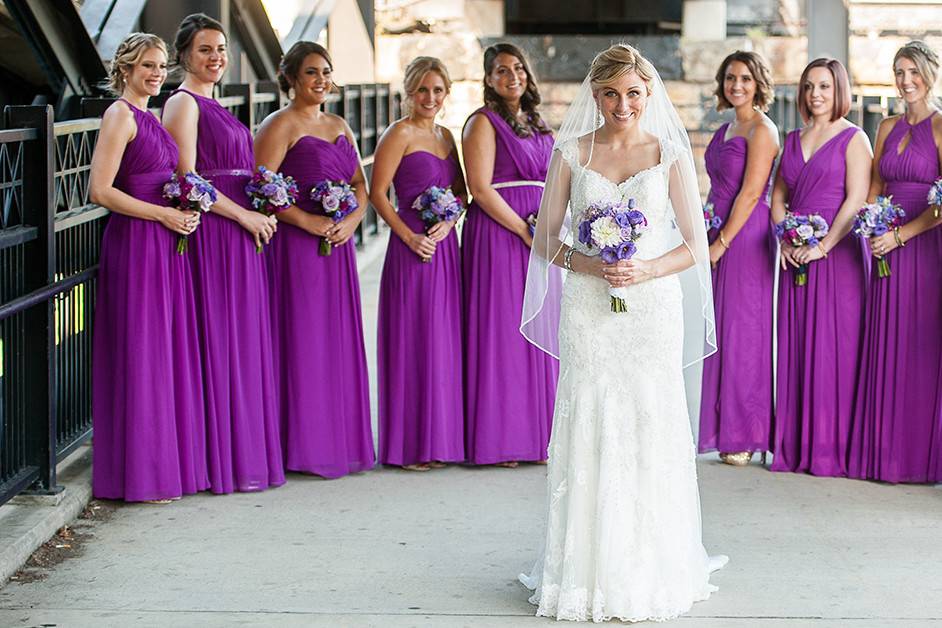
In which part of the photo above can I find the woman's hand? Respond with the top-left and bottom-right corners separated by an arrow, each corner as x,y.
303,214 -> 336,238
159,208 -> 200,235
240,210 -> 278,249
326,215 -> 359,247
600,258 -> 657,287
779,242 -> 801,269
427,220 -> 455,242
406,231 -> 437,261
792,243 -> 826,265
868,232 -> 898,258
708,240 -> 727,268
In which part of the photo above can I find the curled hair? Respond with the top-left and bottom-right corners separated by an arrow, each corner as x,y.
797,58 -> 851,122
714,50 -> 775,112
894,40 -> 940,103
482,43 -> 550,137
589,43 -> 655,94
403,57 -> 452,115
104,33 -> 167,96
277,41 -> 333,96
172,13 -> 226,72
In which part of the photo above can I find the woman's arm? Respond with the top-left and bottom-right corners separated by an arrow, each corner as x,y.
89,102 -> 194,236
426,126 -> 466,243
368,122 -> 436,260
462,112 -> 532,245
163,91 -> 275,249
709,121 -> 779,265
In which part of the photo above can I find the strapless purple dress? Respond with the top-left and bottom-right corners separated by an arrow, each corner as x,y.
268,134 -> 375,478
698,122 -> 775,454
170,88 -> 284,493
848,113 -> 942,483
92,100 -> 208,501
772,126 -> 867,476
378,150 -> 465,465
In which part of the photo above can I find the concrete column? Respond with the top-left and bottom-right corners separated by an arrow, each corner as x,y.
807,0 -> 849,66
682,0 -> 727,42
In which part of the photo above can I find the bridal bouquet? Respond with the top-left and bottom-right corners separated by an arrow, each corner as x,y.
928,178 -> 942,219
311,180 -> 358,256
577,198 -> 648,313
413,185 -> 463,231
703,201 -> 723,233
854,195 -> 905,278
774,211 -> 829,286
163,172 -> 216,254
244,166 -> 299,252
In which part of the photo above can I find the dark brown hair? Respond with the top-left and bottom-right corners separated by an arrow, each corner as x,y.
173,13 -> 226,72
714,50 -> 775,112
278,41 -> 333,96
797,58 -> 851,122
482,43 -> 550,137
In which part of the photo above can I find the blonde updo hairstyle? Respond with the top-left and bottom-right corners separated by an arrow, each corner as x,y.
403,56 -> 452,115
105,33 -> 167,96
589,43 -> 655,95
894,40 -> 940,102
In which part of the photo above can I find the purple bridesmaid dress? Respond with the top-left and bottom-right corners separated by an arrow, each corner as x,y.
378,150 -> 465,465
269,135 -> 375,478
772,126 -> 867,476
699,123 -> 775,454
848,112 -> 942,483
92,100 -> 208,501
462,107 -> 558,464
170,89 -> 284,493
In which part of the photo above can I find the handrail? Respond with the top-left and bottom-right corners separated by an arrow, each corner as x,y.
0,267 -> 97,322
0,127 -> 38,142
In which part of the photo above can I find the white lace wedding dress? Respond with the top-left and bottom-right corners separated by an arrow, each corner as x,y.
520,138 -> 719,623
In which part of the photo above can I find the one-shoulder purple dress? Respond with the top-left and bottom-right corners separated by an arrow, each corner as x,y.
699,123 -> 775,454
462,108 -> 558,464
268,134 -> 375,478
378,150 -> 465,466
93,100 -> 208,501
848,113 -> 942,483
772,126 -> 866,476
170,89 -> 284,493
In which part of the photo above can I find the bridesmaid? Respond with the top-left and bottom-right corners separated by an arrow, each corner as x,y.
254,41 -> 375,478
461,43 -> 557,467
370,57 -> 467,471
90,33 -> 208,502
771,58 -> 872,476
848,41 -> 942,483
698,51 -> 779,465
162,14 -> 284,493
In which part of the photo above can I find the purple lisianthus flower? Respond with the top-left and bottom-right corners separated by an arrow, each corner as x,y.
616,241 -> 636,260
614,212 -> 631,228
578,220 -> 592,245
711,216 -> 723,229
600,246 -> 619,264
627,210 -> 645,226
872,224 -> 888,236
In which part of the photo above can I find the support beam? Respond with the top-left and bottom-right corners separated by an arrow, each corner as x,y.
682,0 -> 727,41
807,0 -> 849,67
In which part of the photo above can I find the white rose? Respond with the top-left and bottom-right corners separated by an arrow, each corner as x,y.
590,216 -> 622,249
795,224 -> 814,240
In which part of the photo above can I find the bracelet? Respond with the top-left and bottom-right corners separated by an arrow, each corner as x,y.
564,247 -> 576,272
894,227 -> 906,248
718,231 -> 730,250
817,242 -> 828,258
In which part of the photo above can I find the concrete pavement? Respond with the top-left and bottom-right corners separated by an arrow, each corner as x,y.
1,234 -> 941,627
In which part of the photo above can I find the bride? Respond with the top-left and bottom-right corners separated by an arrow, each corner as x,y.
519,44 -> 726,622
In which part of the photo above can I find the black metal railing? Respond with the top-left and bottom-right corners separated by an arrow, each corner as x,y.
769,86 -> 903,144
0,82 -> 399,506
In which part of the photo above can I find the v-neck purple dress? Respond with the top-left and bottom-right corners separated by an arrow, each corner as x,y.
698,123 -> 775,455
170,89 -> 284,493
848,112 -> 942,483
268,134 -> 375,478
378,149 -> 465,466
772,126 -> 867,476
93,100 -> 208,501
462,107 -> 558,464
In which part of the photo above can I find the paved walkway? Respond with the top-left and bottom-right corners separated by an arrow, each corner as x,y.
1,237 -> 941,627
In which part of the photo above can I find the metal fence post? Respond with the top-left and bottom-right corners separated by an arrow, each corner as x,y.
5,105 -> 60,494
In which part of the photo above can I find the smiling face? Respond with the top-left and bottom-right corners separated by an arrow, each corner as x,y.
290,53 -> 332,106
895,56 -> 929,105
125,46 -> 167,98
186,28 -> 227,84
803,66 -> 835,120
595,71 -> 648,130
410,70 -> 448,120
723,60 -> 757,110
487,52 -> 528,105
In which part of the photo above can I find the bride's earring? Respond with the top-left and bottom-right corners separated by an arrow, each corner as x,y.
288,86 -> 296,100
596,108 -> 604,127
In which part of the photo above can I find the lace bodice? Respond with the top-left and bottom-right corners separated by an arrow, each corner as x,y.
560,137 -> 683,260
